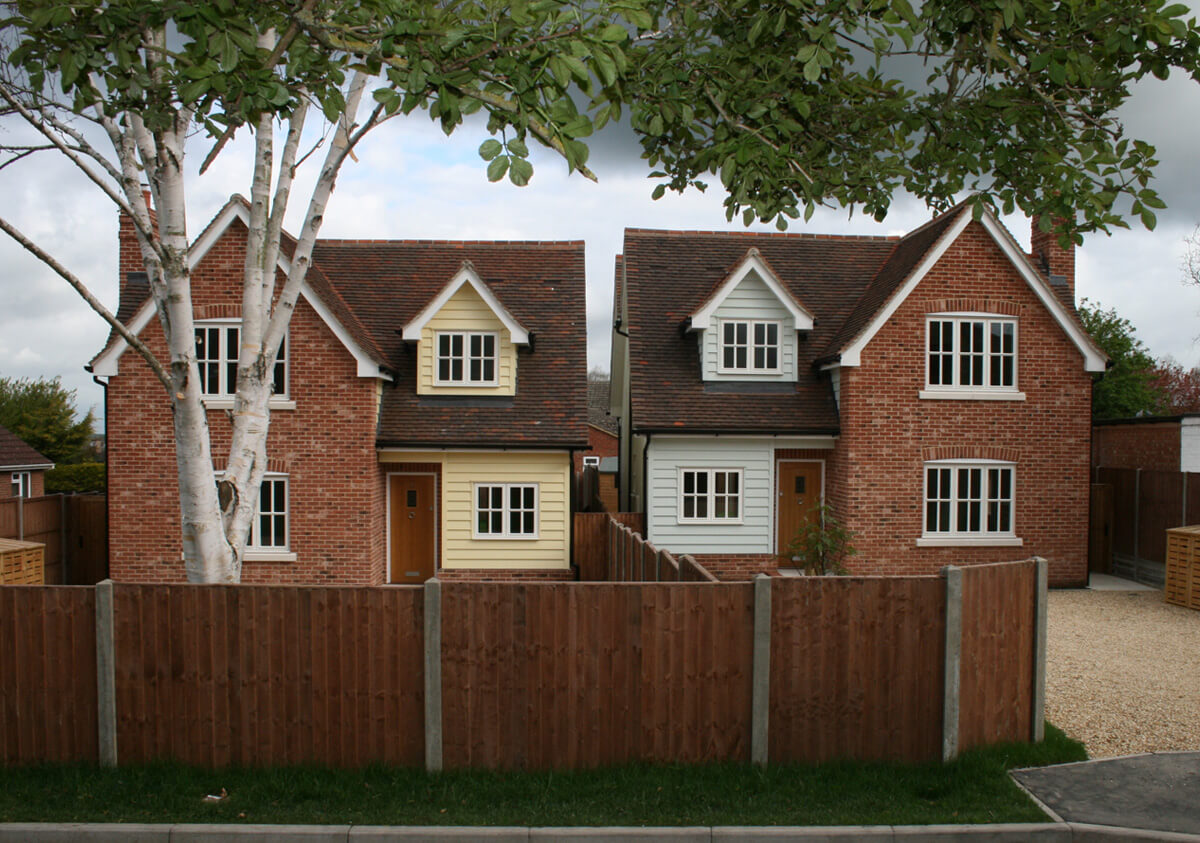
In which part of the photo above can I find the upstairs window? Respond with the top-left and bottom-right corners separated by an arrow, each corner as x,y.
924,462 -> 1014,537
250,475 -> 289,550
10,471 -> 30,499
195,323 -> 287,397
926,316 -> 1016,391
437,332 -> 498,385
720,320 -> 780,373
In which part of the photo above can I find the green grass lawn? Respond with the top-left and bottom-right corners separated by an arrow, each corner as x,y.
0,725 -> 1085,827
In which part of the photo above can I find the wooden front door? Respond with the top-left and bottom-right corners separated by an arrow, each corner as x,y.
776,461 -> 823,556
389,474 -> 436,583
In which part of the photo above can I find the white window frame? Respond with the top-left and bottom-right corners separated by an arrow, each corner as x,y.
472,482 -> 539,539
213,472 -> 296,561
717,320 -> 781,374
435,331 -> 499,386
677,467 -> 744,524
921,314 -> 1023,400
10,471 -> 30,499
918,460 -> 1022,547
194,320 -> 293,410
582,456 -> 600,468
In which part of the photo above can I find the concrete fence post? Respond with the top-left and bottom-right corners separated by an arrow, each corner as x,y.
751,574 -> 772,766
424,577 -> 443,772
95,578 -> 117,767
941,565 -> 963,763
1031,557 -> 1048,743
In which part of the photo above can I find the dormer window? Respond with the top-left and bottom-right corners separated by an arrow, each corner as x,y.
436,331 -> 498,385
720,320 -> 780,373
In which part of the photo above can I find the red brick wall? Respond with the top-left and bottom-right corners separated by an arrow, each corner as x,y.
694,553 -> 779,581
1091,423 -> 1180,473
107,221 -> 385,584
0,470 -> 44,500
574,426 -> 618,472
831,222 -> 1091,587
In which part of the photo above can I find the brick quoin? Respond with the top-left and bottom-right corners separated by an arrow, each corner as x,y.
107,220 -> 385,585
829,222 -> 1090,587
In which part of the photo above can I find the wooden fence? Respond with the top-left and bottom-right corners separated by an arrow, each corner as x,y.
1093,467 -> 1200,585
573,512 -> 643,580
573,512 -> 717,583
0,559 -> 1045,770
0,494 -> 107,584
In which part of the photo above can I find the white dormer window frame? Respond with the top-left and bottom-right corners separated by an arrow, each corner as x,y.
435,331 -> 499,386
717,319 -> 782,374
687,250 -> 814,333
921,313 -> 1024,401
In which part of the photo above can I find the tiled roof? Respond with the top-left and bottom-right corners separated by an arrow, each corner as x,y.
0,424 -> 53,469
622,228 -> 898,433
312,240 -> 588,448
587,381 -> 618,434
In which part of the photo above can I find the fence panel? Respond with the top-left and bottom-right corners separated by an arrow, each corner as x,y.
64,495 -> 108,584
1138,470 -> 1185,563
0,586 -> 98,764
112,584 -> 425,768
1098,467 -> 1138,558
768,577 -> 945,763
439,582 -> 755,769
958,561 -> 1035,752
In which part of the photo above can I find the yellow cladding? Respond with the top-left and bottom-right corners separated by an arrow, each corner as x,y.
417,283 -> 516,395
380,450 -> 570,569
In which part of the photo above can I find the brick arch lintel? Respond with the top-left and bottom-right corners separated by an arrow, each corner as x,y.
923,298 -> 1023,317
212,456 -> 290,474
922,445 -> 1020,463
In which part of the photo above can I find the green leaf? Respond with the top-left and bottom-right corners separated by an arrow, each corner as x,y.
479,139 -> 503,161
803,58 -> 821,82
651,184 -> 666,200
487,156 -> 509,182
600,23 -> 629,43
509,157 -> 533,186
507,138 -> 529,157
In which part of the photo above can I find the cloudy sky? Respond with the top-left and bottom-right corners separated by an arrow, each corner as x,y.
2,55 -> 1200,429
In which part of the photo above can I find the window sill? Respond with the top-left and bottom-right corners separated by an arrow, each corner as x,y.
676,519 -> 745,526
916,536 -> 1023,548
472,535 -> 540,541
919,390 -> 1025,402
202,397 -> 297,411
244,550 -> 298,562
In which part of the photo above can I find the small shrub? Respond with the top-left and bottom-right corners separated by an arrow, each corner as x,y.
45,462 -> 106,494
778,503 -> 855,575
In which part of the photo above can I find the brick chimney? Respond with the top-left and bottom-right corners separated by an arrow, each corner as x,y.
1029,215 -> 1075,302
117,186 -> 156,318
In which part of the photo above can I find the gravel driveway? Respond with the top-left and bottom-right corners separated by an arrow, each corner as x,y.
1047,587 -> 1200,758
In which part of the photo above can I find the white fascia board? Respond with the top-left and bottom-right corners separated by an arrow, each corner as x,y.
90,199 -> 389,380
2,463 -> 55,472
688,250 -> 814,331
838,208 -> 1106,373
839,210 -> 972,367
649,433 -> 836,448
401,263 -> 530,344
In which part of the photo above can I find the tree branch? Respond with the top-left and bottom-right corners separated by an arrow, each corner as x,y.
0,216 -> 172,391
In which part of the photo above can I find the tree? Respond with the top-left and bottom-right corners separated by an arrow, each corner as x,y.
2,1 -> 1197,582
1150,358 -> 1200,414
1078,300 -> 1166,419
0,377 -> 95,465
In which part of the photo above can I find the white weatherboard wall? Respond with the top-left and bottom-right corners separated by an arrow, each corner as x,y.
701,272 -> 798,382
646,436 -> 833,555
1182,417 -> 1200,473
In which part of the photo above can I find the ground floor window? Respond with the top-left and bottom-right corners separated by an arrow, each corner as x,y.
924,462 -> 1014,537
250,475 -> 289,549
678,468 -> 742,523
10,471 -> 30,498
474,483 -> 538,538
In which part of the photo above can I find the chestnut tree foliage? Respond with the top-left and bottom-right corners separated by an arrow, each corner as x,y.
1,0 -> 1198,580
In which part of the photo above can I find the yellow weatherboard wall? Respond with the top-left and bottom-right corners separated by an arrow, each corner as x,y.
381,450 -> 571,569
417,283 -> 517,395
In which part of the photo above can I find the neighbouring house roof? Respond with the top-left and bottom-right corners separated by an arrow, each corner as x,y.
0,424 -> 53,471
588,381 -> 618,435
622,202 -> 1106,435
312,238 -> 588,449
621,228 -> 897,434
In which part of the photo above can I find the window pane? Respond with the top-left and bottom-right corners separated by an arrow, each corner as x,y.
470,358 -> 482,381
490,512 -> 502,533
524,487 -> 535,508
451,358 -> 463,381
735,346 -> 747,368
683,472 -> 694,494
695,472 -> 708,493
523,512 -> 535,533
736,323 -> 747,344
715,472 -> 726,494
766,347 -> 777,369
715,497 -> 726,518
727,498 -> 738,518
695,496 -> 708,518
478,511 -> 489,533
683,497 -> 695,518
482,358 -> 495,382
723,346 -> 736,369
510,511 -> 522,534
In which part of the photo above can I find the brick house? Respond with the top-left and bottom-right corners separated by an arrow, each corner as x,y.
91,197 -> 586,584
0,424 -> 53,500
609,203 -> 1104,586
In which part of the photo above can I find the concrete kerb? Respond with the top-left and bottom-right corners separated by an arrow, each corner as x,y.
2,825 -> 1199,841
